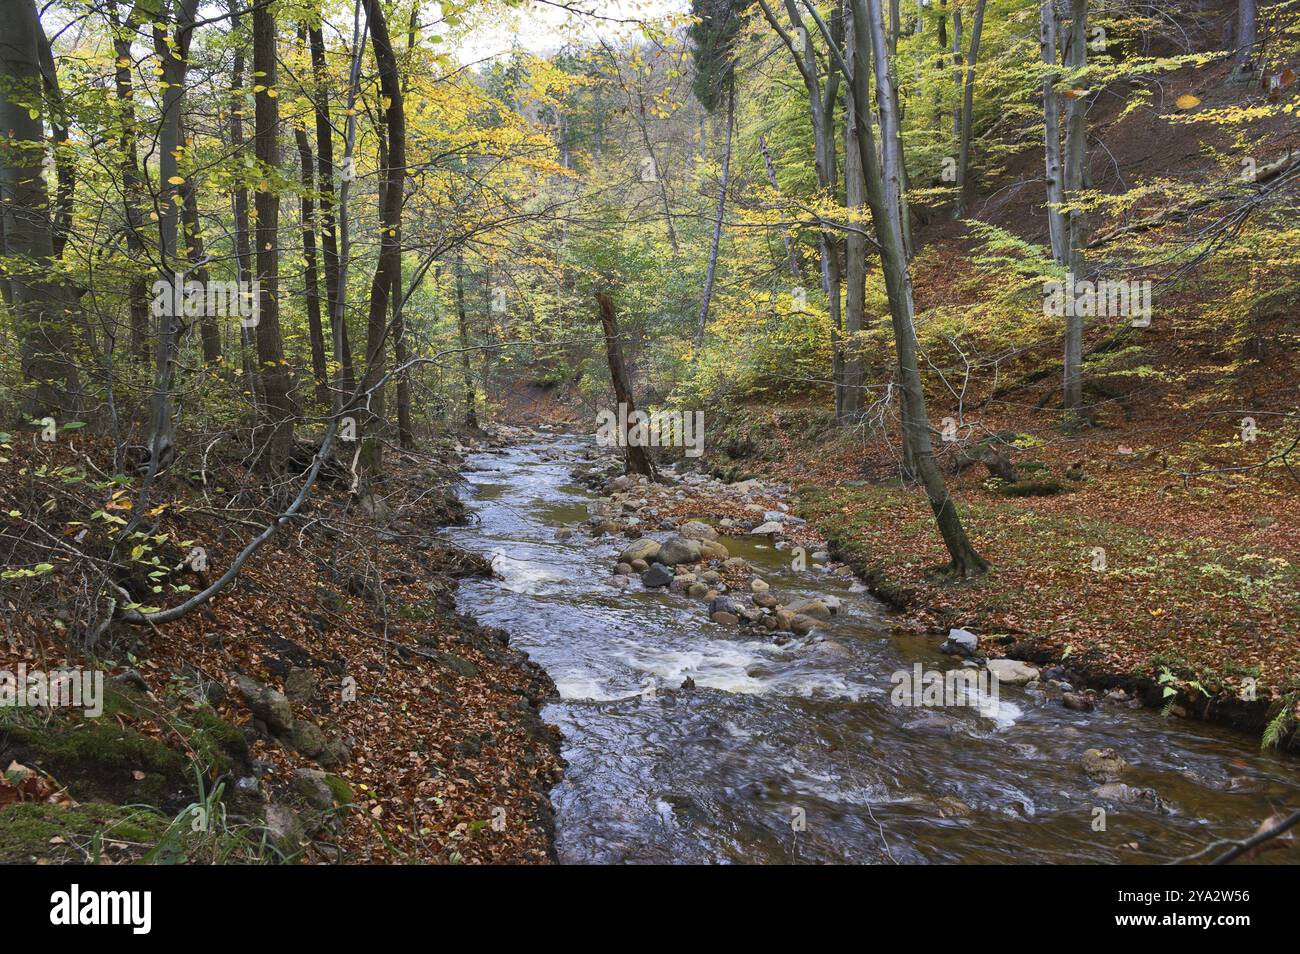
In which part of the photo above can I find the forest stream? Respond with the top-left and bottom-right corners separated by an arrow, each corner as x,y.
445,436 -> 1300,865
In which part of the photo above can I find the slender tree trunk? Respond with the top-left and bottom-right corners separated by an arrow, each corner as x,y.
1062,0 -> 1088,428
952,0 -> 988,219
229,0 -> 260,401
145,0 -> 201,467
182,181 -> 221,364
757,134 -> 801,279
109,2 -> 151,358
308,22 -> 353,399
1232,0 -> 1258,80
1041,0 -> 1067,264
293,119 -> 329,406
253,0 -> 297,469
694,80 -> 735,351
841,7 -> 869,424
0,0 -> 82,415
757,0 -> 845,416
455,251 -> 477,429
857,0 -> 988,576
358,0 -> 405,474
393,7 -> 417,450
596,293 -> 655,480
635,90 -> 679,254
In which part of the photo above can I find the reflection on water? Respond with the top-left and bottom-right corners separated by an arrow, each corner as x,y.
447,438 -> 1299,865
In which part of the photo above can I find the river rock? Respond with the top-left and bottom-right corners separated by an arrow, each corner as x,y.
688,582 -> 710,598
753,592 -> 779,609
615,562 -> 633,575
701,570 -> 722,584
709,595 -> 745,617
679,520 -> 719,542
698,540 -> 729,561
711,611 -> 740,625
641,564 -> 674,588
773,609 -> 794,632
787,599 -> 831,621
620,538 -> 661,564
1062,691 -> 1095,712
1092,783 -> 1168,812
789,614 -> 816,635
751,578 -> 770,593
1081,747 -> 1129,782
941,628 -> 979,657
656,535 -> 701,566
750,521 -> 785,535
722,557 -> 750,572
985,658 -> 1039,685
811,639 -> 851,659
630,558 -> 649,573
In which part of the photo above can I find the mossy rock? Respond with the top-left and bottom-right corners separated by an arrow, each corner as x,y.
996,478 -> 1070,497
175,705 -> 250,777
0,720 -> 188,810
0,801 -> 167,863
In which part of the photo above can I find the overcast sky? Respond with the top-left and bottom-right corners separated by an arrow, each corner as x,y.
454,0 -> 689,63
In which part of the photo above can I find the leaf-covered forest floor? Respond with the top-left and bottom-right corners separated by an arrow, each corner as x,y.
0,430 -> 562,863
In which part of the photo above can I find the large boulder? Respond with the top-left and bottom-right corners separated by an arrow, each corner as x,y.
619,538 -> 661,564
985,659 -> 1039,686
655,535 -> 702,566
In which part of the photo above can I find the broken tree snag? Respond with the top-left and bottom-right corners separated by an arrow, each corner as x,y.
595,292 -> 656,481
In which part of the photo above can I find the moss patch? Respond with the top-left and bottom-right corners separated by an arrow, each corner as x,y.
0,801 -> 167,863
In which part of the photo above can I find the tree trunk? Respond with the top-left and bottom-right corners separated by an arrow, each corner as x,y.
1062,0 -> 1089,428
182,180 -> 221,364
1232,0 -> 1258,80
952,0 -> 988,220
0,0 -> 82,416
293,117 -> 329,406
694,79 -> 735,351
108,1 -> 151,358
757,134 -> 801,279
455,251 -> 477,429
393,6 -> 417,450
145,0 -> 201,468
229,0 -> 260,402
308,22 -> 353,400
358,0 -> 405,474
596,293 -> 656,480
841,7 -> 869,424
1041,0 -> 1067,264
857,0 -> 988,576
253,0 -> 297,469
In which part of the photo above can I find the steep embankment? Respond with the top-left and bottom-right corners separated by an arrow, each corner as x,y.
0,427 -> 562,863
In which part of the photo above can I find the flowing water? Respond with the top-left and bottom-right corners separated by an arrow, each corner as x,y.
447,437 -> 1299,864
